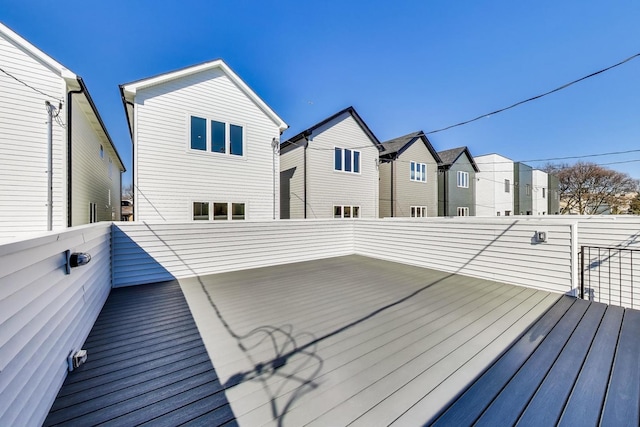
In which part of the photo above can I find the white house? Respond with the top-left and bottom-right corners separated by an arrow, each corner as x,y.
120,59 -> 287,222
475,153 -> 514,216
279,107 -> 381,219
0,22 -> 125,241
532,169 -> 549,215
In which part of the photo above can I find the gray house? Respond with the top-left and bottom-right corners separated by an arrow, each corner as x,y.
437,147 -> 479,216
514,162 -> 533,215
279,107 -> 381,219
379,131 -> 441,217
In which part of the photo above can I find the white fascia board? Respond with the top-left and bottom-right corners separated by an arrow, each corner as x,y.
0,22 -> 78,82
121,59 -> 288,132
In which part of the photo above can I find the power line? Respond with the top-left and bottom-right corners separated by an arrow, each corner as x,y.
0,65 -> 64,102
424,52 -> 640,135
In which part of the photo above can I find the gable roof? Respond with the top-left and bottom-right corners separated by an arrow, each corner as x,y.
281,106 -> 381,151
437,146 -> 480,172
379,130 -> 441,162
119,59 -> 288,137
0,22 -> 125,172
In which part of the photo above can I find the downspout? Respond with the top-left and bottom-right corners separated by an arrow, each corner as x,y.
444,169 -> 448,216
126,100 -> 136,221
303,137 -> 308,219
45,101 -> 54,230
390,160 -> 394,217
67,88 -> 84,227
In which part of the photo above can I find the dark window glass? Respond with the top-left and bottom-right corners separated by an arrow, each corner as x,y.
232,203 -> 245,220
230,124 -> 243,156
214,202 -> 228,220
193,202 -> 209,220
211,121 -> 226,153
505,179 -> 510,193
191,116 -> 206,150
353,151 -> 360,173
353,206 -> 360,218
345,149 -> 352,172
334,148 -> 342,171
334,206 -> 342,218
344,206 -> 351,218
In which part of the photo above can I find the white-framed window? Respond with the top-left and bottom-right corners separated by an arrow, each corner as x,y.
505,179 -> 510,193
505,210 -> 511,216
457,171 -> 469,188
333,205 -> 360,218
190,115 -> 244,157
542,188 -> 546,198
410,206 -> 427,217
497,211 -> 501,216
334,148 -> 360,173
193,201 -> 245,221
410,162 -> 427,182
89,203 -> 97,223
457,207 -> 469,216
526,184 -> 531,196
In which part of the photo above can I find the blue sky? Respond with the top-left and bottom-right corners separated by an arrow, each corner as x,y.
2,0 -> 639,185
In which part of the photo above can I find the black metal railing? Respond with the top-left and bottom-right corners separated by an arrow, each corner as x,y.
580,245 -> 639,309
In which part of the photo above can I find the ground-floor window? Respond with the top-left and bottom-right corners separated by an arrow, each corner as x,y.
457,207 -> 469,216
89,203 -> 97,223
505,210 -> 511,216
333,205 -> 360,219
193,201 -> 245,220
410,206 -> 427,217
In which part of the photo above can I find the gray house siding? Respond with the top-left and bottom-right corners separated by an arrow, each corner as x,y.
514,162 -> 533,215
280,144 -> 305,219
379,161 -> 392,217
439,161 -> 476,216
548,174 -> 560,215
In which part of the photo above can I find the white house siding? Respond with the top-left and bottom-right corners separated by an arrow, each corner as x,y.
0,223 -> 112,426
71,96 -> 121,224
0,31 -> 67,240
112,220 -> 355,287
475,154 -> 514,217
279,145 -> 305,219
133,68 -> 281,221
306,114 -> 379,218
354,218 -> 574,295
532,169 -> 548,215
386,141 -> 439,217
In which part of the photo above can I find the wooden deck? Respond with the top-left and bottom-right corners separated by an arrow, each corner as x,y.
44,281 -> 236,426
177,255 -> 559,426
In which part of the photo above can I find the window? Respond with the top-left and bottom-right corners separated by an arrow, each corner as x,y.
99,145 -> 104,159
334,148 -> 361,173
190,116 -> 244,156
190,116 -> 207,150
526,184 -> 531,196
410,162 -> 427,182
232,203 -> 245,220
211,120 -> 226,153
193,202 -> 209,220
333,205 -> 360,218
505,210 -> 511,216
505,179 -> 510,193
411,206 -> 427,217
457,171 -> 469,188
457,207 -> 469,216
89,203 -> 97,223
542,188 -> 546,198
497,211 -> 501,216
213,202 -> 228,220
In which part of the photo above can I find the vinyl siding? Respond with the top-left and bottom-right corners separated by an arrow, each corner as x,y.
354,218 -> 574,294
390,141 -> 438,217
440,160 -> 476,216
112,220 -> 355,287
279,144 -> 305,219
133,68 -> 280,222
0,31 -> 67,240
475,154 -> 514,217
305,114 -> 379,218
514,162 -> 533,215
379,160 -> 392,217
532,170 -> 548,215
70,96 -> 121,224
0,223 -> 112,427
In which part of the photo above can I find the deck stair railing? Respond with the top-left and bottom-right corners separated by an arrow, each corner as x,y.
580,245 -> 639,309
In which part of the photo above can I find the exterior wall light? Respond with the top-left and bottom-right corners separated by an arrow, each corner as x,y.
64,250 -> 92,274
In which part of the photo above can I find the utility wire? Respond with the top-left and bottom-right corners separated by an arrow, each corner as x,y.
0,65 -> 64,102
424,52 -> 640,135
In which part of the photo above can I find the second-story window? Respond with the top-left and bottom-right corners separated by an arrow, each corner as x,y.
457,171 -> 469,188
526,184 -> 531,196
542,188 -> 546,198
334,148 -> 360,173
505,179 -> 510,193
190,115 -> 244,156
410,162 -> 427,182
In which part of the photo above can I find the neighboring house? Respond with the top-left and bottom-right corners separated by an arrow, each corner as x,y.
437,147 -> 479,216
475,153 -> 515,217
532,169 -> 549,215
378,131 -> 441,218
0,22 -> 125,241
548,174 -> 560,215
279,107 -> 381,219
120,59 -> 287,222
514,162 -> 533,215
121,199 -> 133,221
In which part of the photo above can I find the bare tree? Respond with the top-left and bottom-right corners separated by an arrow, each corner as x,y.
122,183 -> 133,200
543,162 -> 638,214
